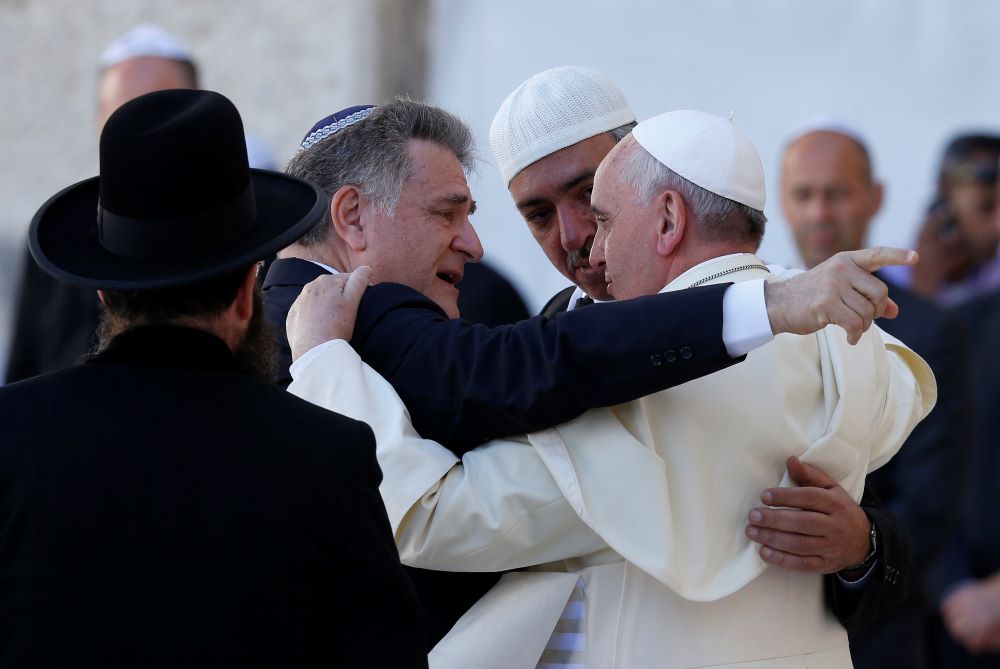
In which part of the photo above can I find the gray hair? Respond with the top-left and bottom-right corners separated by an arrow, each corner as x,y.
618,143 -> 766,246
286,97 -> 476,247
608,120 -> 637,144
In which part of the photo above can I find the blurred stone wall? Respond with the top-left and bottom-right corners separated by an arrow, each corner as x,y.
0,0 -> 427,376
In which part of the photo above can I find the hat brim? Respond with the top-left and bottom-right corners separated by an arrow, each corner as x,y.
29,169 -> 325,290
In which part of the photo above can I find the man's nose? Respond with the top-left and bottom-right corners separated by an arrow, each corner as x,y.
590,226 -> 607,269
558,204 -> 597,252
804,197 -> 834,223
455,217 -> 484,262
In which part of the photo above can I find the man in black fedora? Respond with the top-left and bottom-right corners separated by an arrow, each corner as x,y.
0,89 -> 427,668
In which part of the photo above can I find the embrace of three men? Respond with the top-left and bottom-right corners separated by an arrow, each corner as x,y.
0,66 -> 940,668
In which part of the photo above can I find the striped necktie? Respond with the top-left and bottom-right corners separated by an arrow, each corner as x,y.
536,576 -> 586,668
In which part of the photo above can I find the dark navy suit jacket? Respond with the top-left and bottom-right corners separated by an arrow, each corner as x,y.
926,292 -> 1000,668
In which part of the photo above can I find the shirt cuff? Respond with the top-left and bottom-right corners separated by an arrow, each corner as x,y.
721,278 -> 774,358
289,340 -> 341,381
837,560 -> 879,589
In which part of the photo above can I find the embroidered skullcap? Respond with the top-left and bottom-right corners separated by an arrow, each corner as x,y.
783,115 -> 871,155
99,24 -> 194,69
490,66 -> 635,185
298,105 -> 377,152
632,110 -> 766,210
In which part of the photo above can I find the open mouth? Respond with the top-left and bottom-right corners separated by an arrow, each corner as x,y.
437,270 -> 461,286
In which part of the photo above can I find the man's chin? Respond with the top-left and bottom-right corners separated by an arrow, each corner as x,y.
431,290 -> 460,319
573,270 -> 612,301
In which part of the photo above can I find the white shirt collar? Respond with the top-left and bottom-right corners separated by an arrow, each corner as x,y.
565,285 -> 612,312
305,259 -> 340,275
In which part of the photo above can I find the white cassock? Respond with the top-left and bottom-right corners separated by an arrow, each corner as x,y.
289,253 -> 937,669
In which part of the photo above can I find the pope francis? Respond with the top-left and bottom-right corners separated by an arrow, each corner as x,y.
287,110 -> 936,669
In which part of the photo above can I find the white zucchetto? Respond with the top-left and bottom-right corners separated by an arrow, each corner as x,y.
632,110 -> 766,210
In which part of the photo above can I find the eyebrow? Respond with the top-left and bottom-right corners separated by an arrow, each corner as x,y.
515,169 -> 597,210
591,205 -> 610,220
435,194 -> 477,215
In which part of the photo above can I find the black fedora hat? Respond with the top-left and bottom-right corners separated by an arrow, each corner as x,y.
29,89 -> 324,290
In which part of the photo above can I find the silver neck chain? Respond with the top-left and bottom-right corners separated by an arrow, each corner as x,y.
687,264 -> 770,288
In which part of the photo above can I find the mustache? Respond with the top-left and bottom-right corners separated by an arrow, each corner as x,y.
565,239 -> 594,272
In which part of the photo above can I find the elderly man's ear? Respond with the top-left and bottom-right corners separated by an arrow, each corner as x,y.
655,190 -> 687,257
330,185 -> 367,252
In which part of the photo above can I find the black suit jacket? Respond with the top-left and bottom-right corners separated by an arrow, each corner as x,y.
540,285 -> 578,317
5,245 -> 101,383
924,293 -> 1000,668
0,326 -> 426,668
541,284 -> 919,631
847,278 -> 972,668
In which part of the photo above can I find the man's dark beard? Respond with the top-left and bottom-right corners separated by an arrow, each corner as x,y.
95,286 -> 277,382
234,289 -> 277,381
565,238 -> 594,275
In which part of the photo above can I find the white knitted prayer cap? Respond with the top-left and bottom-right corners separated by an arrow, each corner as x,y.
99,24 -> 194,69
490,66 -> 636,185
632,110 -> 766,210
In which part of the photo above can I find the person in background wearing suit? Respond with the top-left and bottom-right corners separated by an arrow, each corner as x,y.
780,117 -> 973,669
928,302 -> 1000,667
0,90 -> 426,668
488,66 -> 919,626
5,24 -> 275,385
924,157 -> 1000,669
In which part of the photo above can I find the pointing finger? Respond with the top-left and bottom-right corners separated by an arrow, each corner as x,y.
847,246 -> 917,273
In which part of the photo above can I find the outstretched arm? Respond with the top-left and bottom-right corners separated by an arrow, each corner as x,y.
345,248 -> 917,451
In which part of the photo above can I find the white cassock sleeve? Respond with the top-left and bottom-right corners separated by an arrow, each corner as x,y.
287,339 -> 607,571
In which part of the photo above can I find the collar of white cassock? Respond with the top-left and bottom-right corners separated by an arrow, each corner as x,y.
662,253 -> 770,292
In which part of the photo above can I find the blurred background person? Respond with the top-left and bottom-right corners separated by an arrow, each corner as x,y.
929,298 -> 1000,666
926,152 -> 1000,669
883,134 -> 1000,306
4,23 -> 279,384
780,117 -> 973,669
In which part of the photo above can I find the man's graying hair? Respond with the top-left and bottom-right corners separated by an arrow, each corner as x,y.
619,142 -> 767,247
286,97 -> 476,247
609,121 -> 638,143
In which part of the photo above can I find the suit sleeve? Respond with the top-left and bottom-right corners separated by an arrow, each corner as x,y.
352,282 -> 739,453
825,484 -> 915,628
